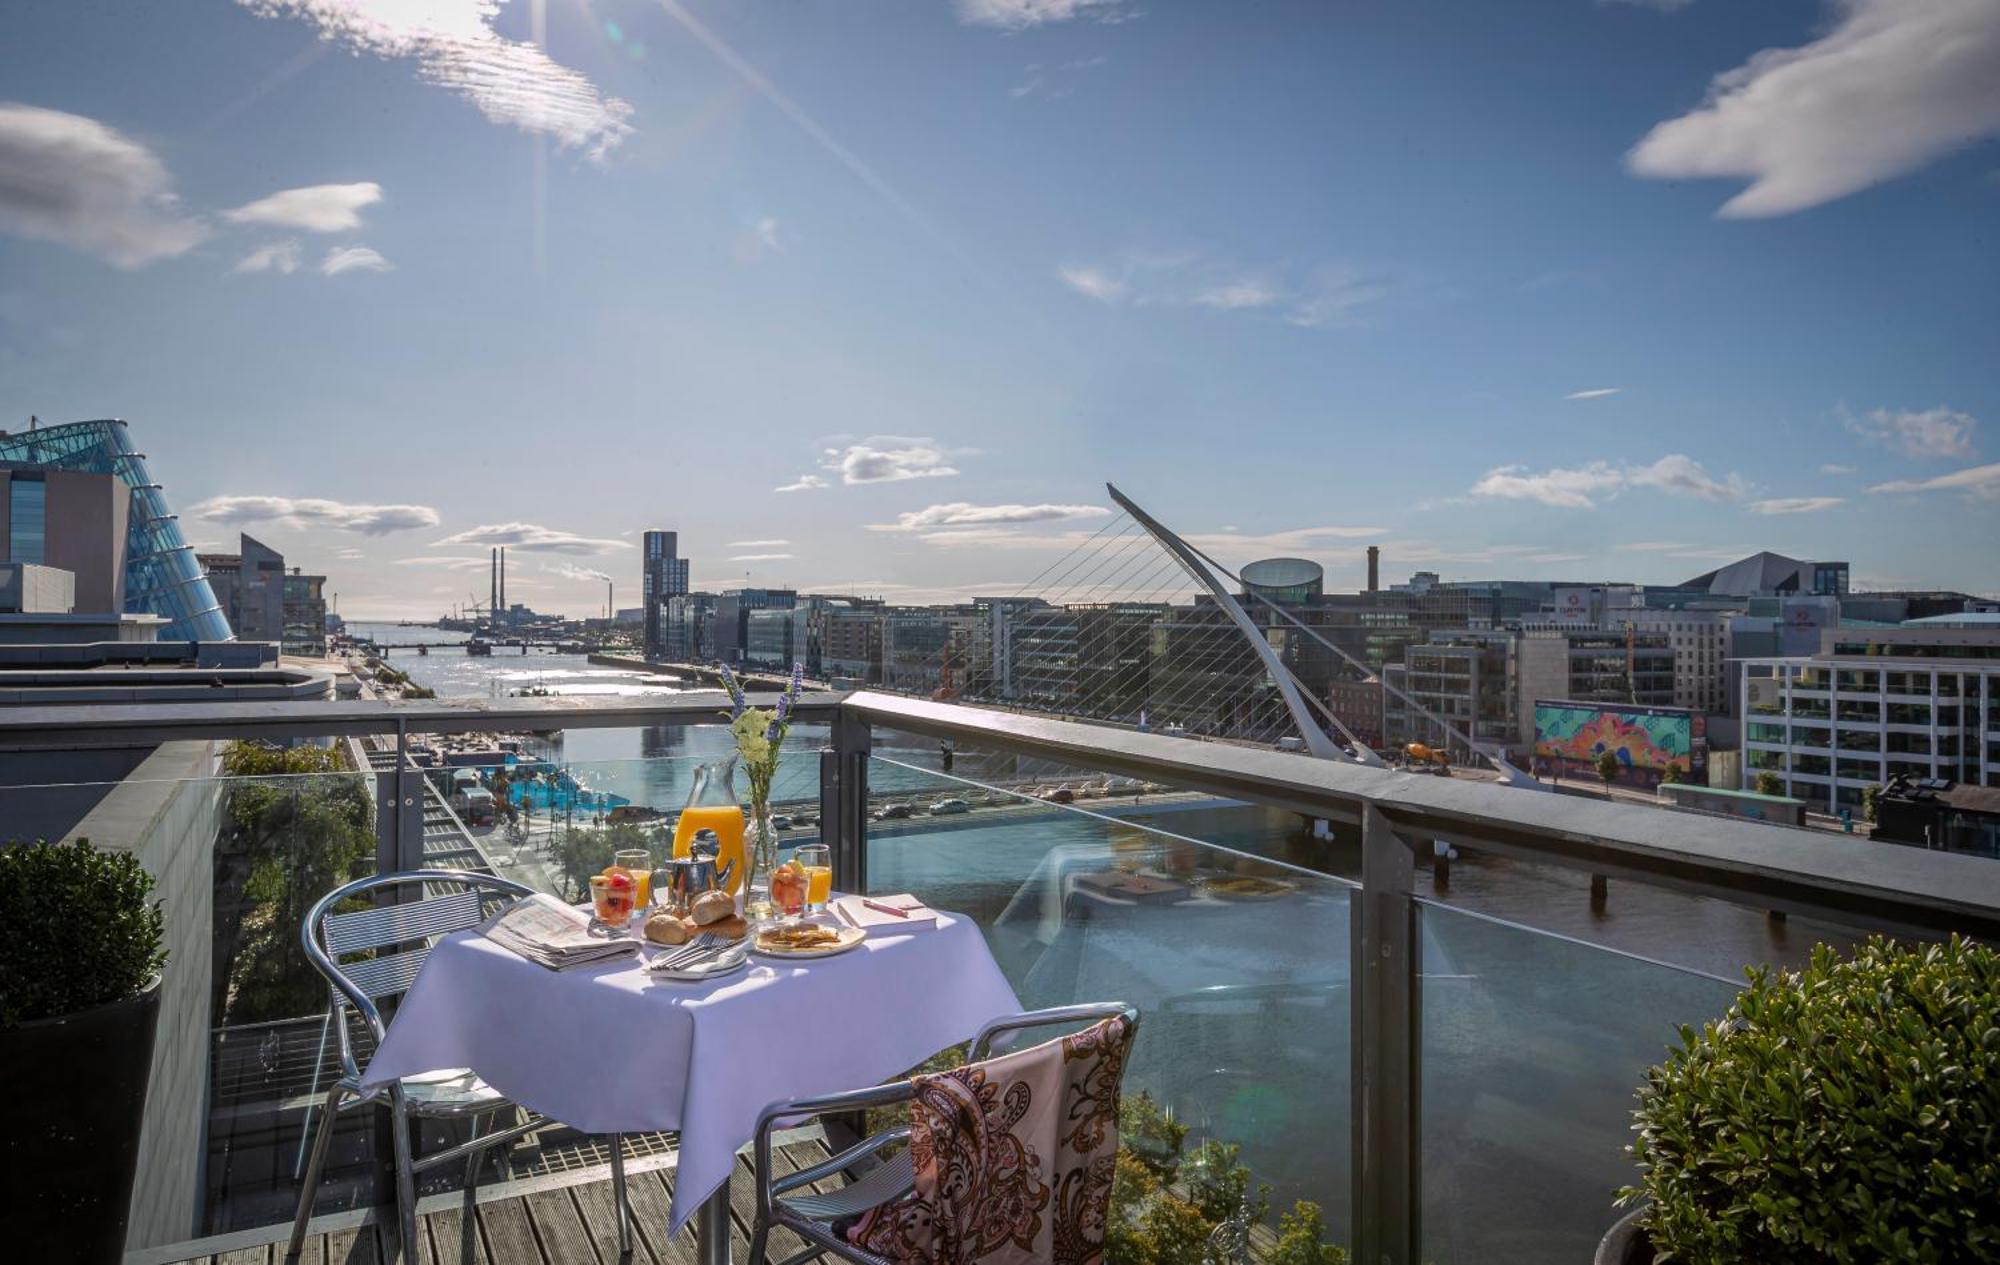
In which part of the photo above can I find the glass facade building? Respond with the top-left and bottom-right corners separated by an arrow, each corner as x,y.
0,419 -> 232,640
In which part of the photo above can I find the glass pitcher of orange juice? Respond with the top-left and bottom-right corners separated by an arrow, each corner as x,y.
672,755 -> 747,895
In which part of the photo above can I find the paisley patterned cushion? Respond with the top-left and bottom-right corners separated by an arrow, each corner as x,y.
846,1015 -> 1134,1265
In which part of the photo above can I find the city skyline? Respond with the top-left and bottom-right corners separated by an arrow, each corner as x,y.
2,0 -> 1996,618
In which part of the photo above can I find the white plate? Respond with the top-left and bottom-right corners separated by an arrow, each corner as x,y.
751,924 -> 866,959
648,946 -> 750,981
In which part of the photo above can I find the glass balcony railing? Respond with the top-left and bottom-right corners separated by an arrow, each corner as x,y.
1417,902 -> 1739,1262
861,751 -> 1358,1235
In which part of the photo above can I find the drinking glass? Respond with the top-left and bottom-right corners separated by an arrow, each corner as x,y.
796,843 -> 833,914
589,873 -> 635,930
771,859 -> 808,920
613,848 -> 653,907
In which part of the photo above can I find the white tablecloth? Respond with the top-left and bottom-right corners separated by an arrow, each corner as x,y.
360,908 -> 1020,1233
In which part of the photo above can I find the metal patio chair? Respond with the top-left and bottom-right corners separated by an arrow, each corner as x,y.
746,1001 -> 1140,1265
285,869 -> 637,1261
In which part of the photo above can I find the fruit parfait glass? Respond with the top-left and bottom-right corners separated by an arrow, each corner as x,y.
770,858 -> 809,922
589,871 -> 637,932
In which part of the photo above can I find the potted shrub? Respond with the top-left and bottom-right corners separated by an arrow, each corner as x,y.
1602,935 -> 2000,1263
0,838 -> 168,1264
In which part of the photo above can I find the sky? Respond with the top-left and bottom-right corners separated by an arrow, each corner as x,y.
1,0 -> 1996,619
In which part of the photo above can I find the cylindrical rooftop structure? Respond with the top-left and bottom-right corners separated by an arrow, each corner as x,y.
1241,556 -> 1324,604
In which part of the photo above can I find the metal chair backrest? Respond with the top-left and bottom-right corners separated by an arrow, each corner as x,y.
302,869 -> 534,1081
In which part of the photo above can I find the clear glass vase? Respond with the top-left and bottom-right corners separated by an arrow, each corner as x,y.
745,809 -> 780,912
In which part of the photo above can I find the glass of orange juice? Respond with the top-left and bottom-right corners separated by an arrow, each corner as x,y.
795,843 -> 833,914
613,849 -> 653,906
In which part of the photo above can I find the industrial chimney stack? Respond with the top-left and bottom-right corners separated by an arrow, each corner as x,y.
1366,545 -> 1380,593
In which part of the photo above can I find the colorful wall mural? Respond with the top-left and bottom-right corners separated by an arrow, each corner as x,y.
1532,700 -> 1704,786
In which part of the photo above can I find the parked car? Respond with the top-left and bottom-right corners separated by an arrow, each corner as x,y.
452,787 -> 495,823
929,798 -> 971,815
770,813 -> 795,831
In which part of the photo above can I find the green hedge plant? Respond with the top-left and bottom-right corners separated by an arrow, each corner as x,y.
0,838 -> 166,1027
1621,935 -> 2000,1263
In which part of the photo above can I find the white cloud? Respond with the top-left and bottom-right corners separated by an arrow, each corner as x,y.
1616,541 -> 1697,551
333,547 -> 365,560
1058,264 -> 1127,303
433,522 -> 631,554
1868,462 -> 2000,499
320,245 -> 391,275
1820,463 -> 1858,475
1060,251 -> 1387,329
1470,462 -> 1628,509
873,503 -> 1111,532
1470,454 -> 1747,509
1626,454 -> 1749,502
915,527 -> 1107,550
224,181 -> 381,232
1844,405 -> 1978,459
393,554 -> 493,571
1750,496 -> 1846,514
542,561 -> 612,582
0,103 -> 208,267
190,494 -> 440,535
1193,279 -> 1283,311
1565,387 -> 1621,400
1183,525 -> 1392,553
730,553 -> 794,562
239,1 -> 635,158
727,538 -> 792,548
822,440 -> 958,485
774,474 -> 827,493
956,0 -> 1132,29
1627,0 -> 2000,217
233,240 -> 302,274
1284,268 -> 1388,329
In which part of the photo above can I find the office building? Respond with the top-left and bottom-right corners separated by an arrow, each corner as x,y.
0,419 -> 230,640
713,588 -> 796,665
1741,624 -> 2000,810
1682,550 -> 1848,599
663,592 -> 716,662
641,530 -> 690,660
200,534 -> 329,656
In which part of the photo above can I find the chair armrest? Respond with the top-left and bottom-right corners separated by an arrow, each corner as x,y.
972,1001 -> 1138,1061
753,1081 -> 917,1219
772,1126 -> 911,1196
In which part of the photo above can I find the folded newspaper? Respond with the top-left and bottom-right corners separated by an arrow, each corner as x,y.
479,892 -> 639,970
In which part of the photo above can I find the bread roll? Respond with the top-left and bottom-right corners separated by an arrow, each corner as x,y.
705,914 -> 748,941
689,889 -> 736,926
643,913 -> 693,946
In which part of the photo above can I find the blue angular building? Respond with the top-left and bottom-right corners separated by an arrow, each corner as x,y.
0,419 -> 232,640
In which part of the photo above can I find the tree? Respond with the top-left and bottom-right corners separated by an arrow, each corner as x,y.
1594,750 -> 1621,789
1861,782 -> 1881,823
1660,761 -> 1686,786
542,821 -> 655,902
216,743 -> 373,1022
1754,770 -> 1784,797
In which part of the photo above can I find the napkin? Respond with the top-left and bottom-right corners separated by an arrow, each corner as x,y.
832,893 -> 938,931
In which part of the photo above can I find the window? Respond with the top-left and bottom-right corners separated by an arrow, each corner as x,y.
8,477 -> 46,565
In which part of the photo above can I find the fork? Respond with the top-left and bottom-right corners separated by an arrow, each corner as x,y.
651,933 -> 721,971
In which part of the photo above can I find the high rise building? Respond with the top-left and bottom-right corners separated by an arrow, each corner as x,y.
642,530 -> 690,660
0,419 -> 230,640
200,534 -> 329,656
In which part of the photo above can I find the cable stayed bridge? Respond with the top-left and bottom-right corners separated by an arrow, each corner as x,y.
876,483 -> 1535,786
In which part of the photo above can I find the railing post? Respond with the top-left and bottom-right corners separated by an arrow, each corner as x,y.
825,708 -> 872,894
1353,803 -> 1420,1264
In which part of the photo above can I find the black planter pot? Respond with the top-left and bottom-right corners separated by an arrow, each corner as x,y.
0,975 -> 163,1265
1595,1207 -> 1651,1265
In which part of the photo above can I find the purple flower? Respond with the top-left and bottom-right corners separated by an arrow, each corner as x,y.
719,664 -> 747,719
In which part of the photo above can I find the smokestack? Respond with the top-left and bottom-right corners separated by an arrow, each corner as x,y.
1367,545 -> 1380,593
499,547 -> 506,613
490,548 -> 497,614
607,579 -> 614,620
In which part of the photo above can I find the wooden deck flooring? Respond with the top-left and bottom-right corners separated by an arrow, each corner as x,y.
160,1140 -> 840,1265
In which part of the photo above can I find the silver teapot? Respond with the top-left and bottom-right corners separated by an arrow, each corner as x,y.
655,828 -> 735,914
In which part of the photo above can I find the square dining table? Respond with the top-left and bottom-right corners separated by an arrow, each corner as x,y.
361,903 -> 1020,1264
